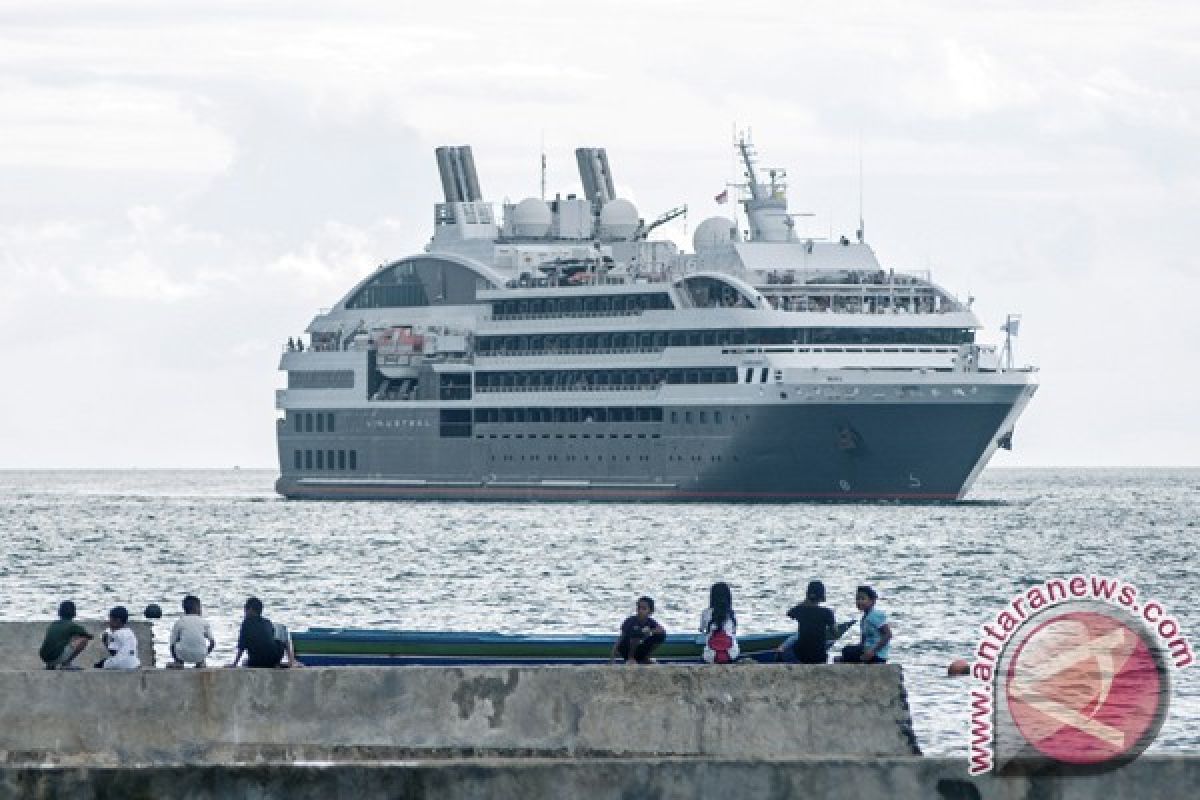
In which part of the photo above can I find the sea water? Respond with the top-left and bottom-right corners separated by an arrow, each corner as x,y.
1,467 -> 1196,756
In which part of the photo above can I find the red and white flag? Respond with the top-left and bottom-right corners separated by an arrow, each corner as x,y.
714,189 -> 728,204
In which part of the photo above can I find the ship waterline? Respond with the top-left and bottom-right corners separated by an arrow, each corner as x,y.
275,138 -> 1037,501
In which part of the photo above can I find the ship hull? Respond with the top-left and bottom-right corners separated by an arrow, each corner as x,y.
276,391 -> 1032,502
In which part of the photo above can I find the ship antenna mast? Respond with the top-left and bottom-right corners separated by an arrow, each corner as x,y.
857,133 -> 865,243
540,131 -> 547,201
736,131 -> 765,202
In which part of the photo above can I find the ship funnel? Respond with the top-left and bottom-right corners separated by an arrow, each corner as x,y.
435,145 -> 483,203
575,147 -> 615,208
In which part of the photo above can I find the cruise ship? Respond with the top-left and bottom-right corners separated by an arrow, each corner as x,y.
275,139 -> 1037,501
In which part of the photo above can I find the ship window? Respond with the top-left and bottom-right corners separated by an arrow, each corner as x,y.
316,450 -> 324,469
714,411 -> 722,424
439,409 -> 472,438
699,411 -> 707,423
304,450 -> 313,469
349,450 -> 357,470
670,411 -> 678,423
327,450 -> 335,469
293,450 -> 302,470
326,413 -> 335,433
744,368 -> 753,383
685,411 -> 693,424
338,450 -> 346,470
304,414 -> 313,433
316,414 -> 324,433
293,414 -> 302,433
760,368 -> 769,383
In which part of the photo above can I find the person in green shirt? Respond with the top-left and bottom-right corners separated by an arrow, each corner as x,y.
39,601 -> 93,670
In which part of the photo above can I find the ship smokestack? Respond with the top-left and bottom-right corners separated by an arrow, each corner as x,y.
575,147 -> 615,209
435,145 -> 483,203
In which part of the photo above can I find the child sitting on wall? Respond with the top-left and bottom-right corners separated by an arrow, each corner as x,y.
840,585 -> 892,664
95,606 -> 139,669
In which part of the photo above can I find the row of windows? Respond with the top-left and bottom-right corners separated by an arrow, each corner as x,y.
474,368 -> 738,390
293,412 -> 336,433
483,451 -> 736,464
491,293 -> 673,318
473,407 -> 664,424
346,263 -> 427,309
440,409 -> 472,438
288,370 -> 355,389
476,327 -> 973,354
491,453 -> 655,463
439,373 -> 472,401
477,432 -> 661,440
294,449 -> 358,470
669,409 -> 742,425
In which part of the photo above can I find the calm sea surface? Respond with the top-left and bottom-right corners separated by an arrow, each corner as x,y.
1,467 -> 1196,756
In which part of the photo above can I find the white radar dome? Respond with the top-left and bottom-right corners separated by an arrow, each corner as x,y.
693,216 -> 736,251
599,198 -> 639,239
512,197 -> 552,237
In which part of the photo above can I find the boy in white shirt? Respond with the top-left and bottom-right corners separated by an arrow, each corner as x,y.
96,606 -> 139,670
169,595 -> 215,668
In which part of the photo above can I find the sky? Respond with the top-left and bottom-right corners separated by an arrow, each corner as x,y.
1,0 -> 1197,468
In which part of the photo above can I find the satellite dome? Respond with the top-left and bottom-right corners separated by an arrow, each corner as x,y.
512,197 -> 552,237
693,216 -> 736,251
599,198 -> 639,239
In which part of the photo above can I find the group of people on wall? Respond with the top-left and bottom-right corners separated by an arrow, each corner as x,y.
38,583 -> 892,670
38,597 -> 302,671
612,581 -> 892,665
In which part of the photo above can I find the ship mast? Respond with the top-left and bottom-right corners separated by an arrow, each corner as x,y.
734,132 -> 792,242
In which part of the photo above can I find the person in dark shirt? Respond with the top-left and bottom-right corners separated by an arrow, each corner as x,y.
778,580 -> 838,664
230,597 -> 302,668
39,600 -> 93,670
611,596 -> 667,665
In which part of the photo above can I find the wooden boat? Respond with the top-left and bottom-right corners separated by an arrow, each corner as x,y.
291,628 -> 794,666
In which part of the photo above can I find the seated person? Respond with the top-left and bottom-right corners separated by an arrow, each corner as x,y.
840,585 -> 892,664
611,596 -> 666,665
169,594 -> 215,668
95,606 -> 139,669
698,581 -> 739,664
39,600 -> 93,671
779,580 -> 838,664
230,596 -> 302,668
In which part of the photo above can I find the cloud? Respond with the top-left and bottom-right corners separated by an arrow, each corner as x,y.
0,78 -> 233,171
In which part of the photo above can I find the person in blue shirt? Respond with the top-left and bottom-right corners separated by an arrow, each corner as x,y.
840,585 -> 892,664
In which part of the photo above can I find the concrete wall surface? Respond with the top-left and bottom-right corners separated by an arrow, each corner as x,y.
0,757 -> 1196,800
0,665 -> 917,763
0,621 -> 155,670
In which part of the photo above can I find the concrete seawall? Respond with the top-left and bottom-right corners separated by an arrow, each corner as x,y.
0,665 -> 918,763
2,662 -> 1195,799
3,757 -> 1196,800
1,620 -> 155,671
